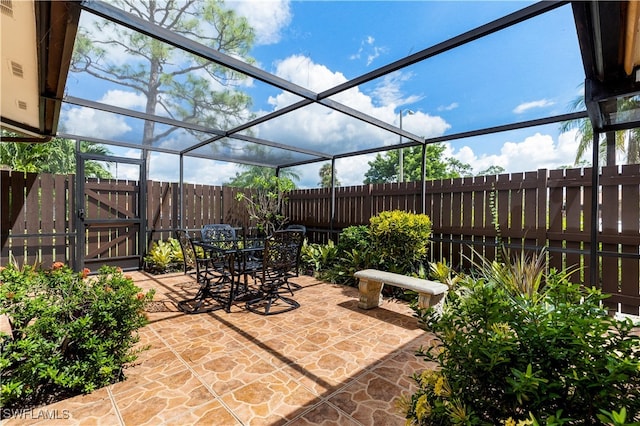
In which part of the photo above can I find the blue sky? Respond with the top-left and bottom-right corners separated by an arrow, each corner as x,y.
62,1 -> 587,188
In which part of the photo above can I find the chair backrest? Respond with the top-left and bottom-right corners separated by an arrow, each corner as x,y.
286,224 -> 306,235
201,224 -> 236,248
262,230 -> 304,276
174,229 -> 195,274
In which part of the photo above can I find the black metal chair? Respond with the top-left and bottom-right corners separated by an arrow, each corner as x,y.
201,224 -> 236,244
174,229 -> 196,275
284,225 -> 306,278
245,230 -> 304,315
286,224 -> 306,235
176,230 -> 232,314
199,224 -> 260,309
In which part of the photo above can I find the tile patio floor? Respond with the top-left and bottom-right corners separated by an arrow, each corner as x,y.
4,271 -> 437,426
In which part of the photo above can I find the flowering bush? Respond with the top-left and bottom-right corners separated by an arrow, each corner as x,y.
0,263 -> 154,409
400,250 -> 640,424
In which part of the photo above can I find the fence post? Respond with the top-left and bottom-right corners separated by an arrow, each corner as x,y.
537,169 -> 548,250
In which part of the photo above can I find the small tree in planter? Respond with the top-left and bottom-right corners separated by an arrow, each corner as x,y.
236,175 -> 295,236
0,262 -> 154,409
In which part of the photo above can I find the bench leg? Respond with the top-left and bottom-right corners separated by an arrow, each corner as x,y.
417,292 -> 446,310
358,279 -> 383,309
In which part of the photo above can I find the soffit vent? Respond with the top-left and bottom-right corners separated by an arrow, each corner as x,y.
10,61 -> 23,78
17,100 -> 27,110
0,0 -> 13,18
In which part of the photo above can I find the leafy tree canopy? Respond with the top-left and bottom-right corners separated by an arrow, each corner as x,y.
476,165 -> 506,176
363,144 -> 472,184
71,0 -> 256,159
0,132 -> 112,178
560,86 -> 639,166
319,163 -> 341,188
226,165 -> 299,188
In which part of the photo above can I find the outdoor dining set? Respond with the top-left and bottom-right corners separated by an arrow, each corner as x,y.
174,224 -> 306,316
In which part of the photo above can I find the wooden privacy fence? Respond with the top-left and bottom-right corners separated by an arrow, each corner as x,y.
288,166 -> 640,313
2,166 -> 639,313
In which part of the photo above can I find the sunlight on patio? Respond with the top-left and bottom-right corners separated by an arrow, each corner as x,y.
3,271 -> 435,425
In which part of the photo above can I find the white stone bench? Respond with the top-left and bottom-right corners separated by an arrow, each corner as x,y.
0,314 -> 12,339
354,269 -> 448,311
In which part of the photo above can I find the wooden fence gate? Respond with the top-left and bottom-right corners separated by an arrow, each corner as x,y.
76,155 -> 145,271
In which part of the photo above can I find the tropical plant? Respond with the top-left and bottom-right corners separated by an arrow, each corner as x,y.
0,134 -> 112,178
235,175 -> 296,236
428,259 -> 462,289
401,249 -> 640,424
336,225 -> 371,254
560,87 -> 640,165
144,238 -> 183,274
0,263 -> 154,409
301,214 -> 433,287
300,240 -> 339,275
318,163 -> 341,188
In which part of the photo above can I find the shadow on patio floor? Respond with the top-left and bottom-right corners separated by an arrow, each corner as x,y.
3,271 -> 437,426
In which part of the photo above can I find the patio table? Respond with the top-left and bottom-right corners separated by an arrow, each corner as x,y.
191,237 -> 265,312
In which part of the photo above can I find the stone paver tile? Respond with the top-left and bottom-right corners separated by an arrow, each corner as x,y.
356,326 -> 425,355
256,332 -> 324,366
328,371 -> 407,426
287,402 -> 361,426
194,348 -> 282,396
3,389 -> 117,426
117,346 -> 185,385
114,370 -> 216,426
170,329 -> 250,365
289,324 -> 346,348
291,346 -> 368,395
328,334 -> 402,366
152,317 -> 230,347
220,370 -> 317,426
165,399 -> 241,426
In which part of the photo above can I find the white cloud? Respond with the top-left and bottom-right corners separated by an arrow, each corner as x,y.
100,90 -> 147,110
63,107 -> 131,140
448,129 -> 581,175
61,90 -> 148,140
271,54 -> 348,93
438,102 -> 459,112
228,0 -> 292,45
513,99 -> 555,114
370,71 -> 423,107
350,35 -> 388,66
260,55 -> 448,145
286,154 -> 378,189
251,55 -> 450,187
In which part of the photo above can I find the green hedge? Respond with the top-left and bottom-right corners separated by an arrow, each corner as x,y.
0,263 -> 154,408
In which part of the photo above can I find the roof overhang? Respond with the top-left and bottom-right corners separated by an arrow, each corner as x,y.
572,0 -> 640,132
0,0 -> 80,142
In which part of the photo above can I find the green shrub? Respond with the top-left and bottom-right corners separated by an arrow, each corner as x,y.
336,225 -> 371,254
401,250 -> 640,424
144,238 -> 182,274
301,213 -> 432,287
369,210 -> 432,274
0,263 -> 154,409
